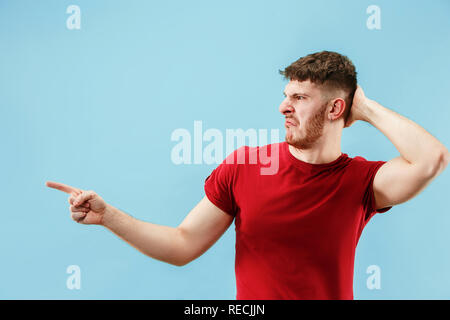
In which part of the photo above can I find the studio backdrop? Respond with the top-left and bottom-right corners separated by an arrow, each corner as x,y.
1,0 -> 449,299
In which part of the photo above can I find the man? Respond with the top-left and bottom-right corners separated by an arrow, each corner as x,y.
46,51 -> 449,300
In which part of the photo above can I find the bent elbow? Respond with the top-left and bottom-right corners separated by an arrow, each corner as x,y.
442,149 -> 450,169
173,259 -> 189,267
173,252 -> 198,266
433,149 -> 450,176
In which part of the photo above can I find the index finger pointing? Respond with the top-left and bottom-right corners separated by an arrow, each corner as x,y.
45,181 -> 82,194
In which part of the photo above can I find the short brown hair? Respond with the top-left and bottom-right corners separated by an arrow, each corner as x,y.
279,50 -> 357,123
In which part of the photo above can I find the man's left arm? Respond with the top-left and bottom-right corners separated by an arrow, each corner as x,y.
346,86 -> 450,210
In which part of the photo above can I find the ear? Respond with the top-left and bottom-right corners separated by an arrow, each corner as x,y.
329,98 -> 346,121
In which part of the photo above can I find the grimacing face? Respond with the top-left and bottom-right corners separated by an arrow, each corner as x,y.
279,79 -> 331,150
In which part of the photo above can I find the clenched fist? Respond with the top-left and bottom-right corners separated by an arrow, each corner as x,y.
46,181 -> 108,225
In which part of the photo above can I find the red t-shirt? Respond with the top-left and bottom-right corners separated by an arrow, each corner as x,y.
204,141 -> 393,300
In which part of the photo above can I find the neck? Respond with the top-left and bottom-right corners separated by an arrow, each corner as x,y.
288,127 -> 342,164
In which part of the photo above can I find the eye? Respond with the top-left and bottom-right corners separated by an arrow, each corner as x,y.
296,96 -> 304,100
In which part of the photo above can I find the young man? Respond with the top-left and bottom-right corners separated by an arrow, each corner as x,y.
47,51 -> 449,300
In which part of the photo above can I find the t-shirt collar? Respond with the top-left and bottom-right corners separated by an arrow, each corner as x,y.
283,141 -> 348,170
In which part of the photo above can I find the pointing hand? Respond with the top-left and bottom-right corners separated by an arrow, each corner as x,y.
46,181 -> 107,225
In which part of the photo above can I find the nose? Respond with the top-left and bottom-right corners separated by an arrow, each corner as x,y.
279,99 -> 294,115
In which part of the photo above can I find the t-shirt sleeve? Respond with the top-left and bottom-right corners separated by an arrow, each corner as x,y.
356,157 -> 393,223
204,149 -> 239,217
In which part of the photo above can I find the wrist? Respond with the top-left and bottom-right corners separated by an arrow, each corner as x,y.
101,204 -> 117,228
360,98 -> 378,123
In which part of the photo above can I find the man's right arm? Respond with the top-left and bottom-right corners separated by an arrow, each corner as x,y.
47,181 -> 234,266
102,196 -> 234,266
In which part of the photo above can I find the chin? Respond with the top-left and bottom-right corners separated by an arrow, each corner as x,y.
285,136 -> 296,147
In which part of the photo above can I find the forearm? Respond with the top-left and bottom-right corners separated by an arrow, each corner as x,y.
101,204 -> 185,266
362,99 -> 449,175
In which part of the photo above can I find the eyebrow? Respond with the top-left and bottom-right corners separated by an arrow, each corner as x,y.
283,91 -> 310,97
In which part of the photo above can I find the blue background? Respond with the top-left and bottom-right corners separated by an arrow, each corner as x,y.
1,0 -> 449,299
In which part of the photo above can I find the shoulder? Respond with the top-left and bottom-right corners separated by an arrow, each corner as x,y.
348,154 -> 386,167
343,154 -> 387,182
224,143 -> 281,165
